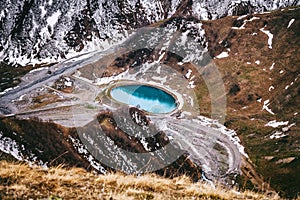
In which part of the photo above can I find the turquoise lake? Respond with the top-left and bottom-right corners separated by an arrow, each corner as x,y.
110,84 -> 177,114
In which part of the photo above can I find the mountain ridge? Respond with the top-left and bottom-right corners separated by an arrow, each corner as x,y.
0,0 -> 299,65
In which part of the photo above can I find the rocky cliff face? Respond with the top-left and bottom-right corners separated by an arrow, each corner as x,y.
0,0 -> 298,65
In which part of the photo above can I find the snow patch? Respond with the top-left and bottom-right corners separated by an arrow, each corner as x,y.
0,85 -> 20,95
241,106 -> 248,110
215,52 -> 229,59
257,98 -> 262,103
282,123 -> 295,132
270,63 -> 275,70
185,69 -> 193,79
270,131 -> 287,139
39,10 -> 61,40
18,94 -> 26,101
188,81 -> 196,89
68,136 -> 106,173
0,131 -> 23,161
262,100 -> 275,115
287,19 -> 295,28
232,16 -> 260,30
237,15 -> 247,20
0,10 -> 5,20
29,67 -> 49,73
248,17 -> 260,21
268,86 -> 274,91
259,27 -> 273,49
46,11 -> 61,32
265,120 -> 289,128
232,25 -> 245,30
140,137 -> 151,151
39,5 -> 47,18
64,80 -> 73,87
255,60 -> 260,65
180,30 -> 190,46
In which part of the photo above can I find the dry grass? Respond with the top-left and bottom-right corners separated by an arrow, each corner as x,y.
0,161 -> 287,200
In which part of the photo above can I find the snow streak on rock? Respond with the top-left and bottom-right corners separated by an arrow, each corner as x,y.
215,52 -> 229,59
287,18 -> 295,28
260,27 -> 273,49
0,131 -> 24,161
265,120 -> 289,128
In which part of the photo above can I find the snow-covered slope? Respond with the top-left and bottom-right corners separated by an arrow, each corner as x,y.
0,0 -> 299,65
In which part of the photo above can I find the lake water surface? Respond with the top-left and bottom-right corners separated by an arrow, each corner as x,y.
110,84 -> 177,114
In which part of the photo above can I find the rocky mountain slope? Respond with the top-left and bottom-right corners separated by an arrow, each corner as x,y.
0,0 -> 299,66
203,7 -> 300,198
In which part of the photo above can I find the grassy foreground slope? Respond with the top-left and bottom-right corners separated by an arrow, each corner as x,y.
0,161 -> 284,200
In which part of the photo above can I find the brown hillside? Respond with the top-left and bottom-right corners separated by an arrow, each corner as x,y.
202,7 -> 300,198
0,161 -> 284,200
